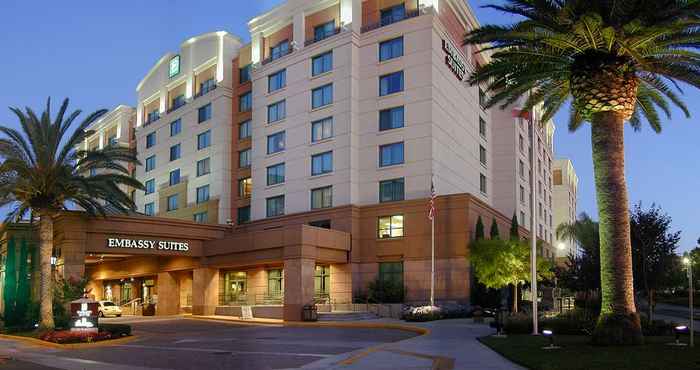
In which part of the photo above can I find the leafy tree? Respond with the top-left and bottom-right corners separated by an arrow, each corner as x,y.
2,237 -> 17,326
510,213 -> 519,240
0,98 -> 142,329
475,216 -> 485,240
464,0 -> 700,345
490,218 -> 500,239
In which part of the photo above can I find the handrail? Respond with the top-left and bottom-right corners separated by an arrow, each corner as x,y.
120,298 -> 142,308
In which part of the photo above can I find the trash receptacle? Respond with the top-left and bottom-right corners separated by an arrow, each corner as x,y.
302,304 -> 318,321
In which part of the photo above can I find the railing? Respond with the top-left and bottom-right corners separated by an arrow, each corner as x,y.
144,114 -> 160,126
361,9 -> 420,33
304,27 -> 342,47
261,48 -> 293,66
217,293 -> 284,306
194,84 -> 217,99
120,298 -> 142,315
167,100 -> 186,114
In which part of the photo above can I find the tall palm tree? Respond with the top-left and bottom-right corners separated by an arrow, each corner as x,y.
0,98 -> 142,330
464,1 -> 699,344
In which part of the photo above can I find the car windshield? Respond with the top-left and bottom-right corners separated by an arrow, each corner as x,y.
102,301 -> 116,306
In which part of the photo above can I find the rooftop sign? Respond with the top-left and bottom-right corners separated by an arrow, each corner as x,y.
169,55 -> 181,78
107,238 -> 189,252
442,39 -> 466,81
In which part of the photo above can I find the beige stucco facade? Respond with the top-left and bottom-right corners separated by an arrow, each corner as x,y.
552,158 -> 579,257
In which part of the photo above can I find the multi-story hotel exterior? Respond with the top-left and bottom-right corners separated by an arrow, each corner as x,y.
552,158 -> 579,258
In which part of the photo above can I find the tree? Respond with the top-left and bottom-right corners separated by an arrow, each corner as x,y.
2,237 -> 17,326
0,98 -> 142,330
464,1 -> 699,345
490,218 -> 500,239
510,213 -> 519,240
556,213 -> 601,293
475,216 -> 485,240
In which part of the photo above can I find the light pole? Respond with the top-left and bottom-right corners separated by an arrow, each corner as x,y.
683,256 -> 694,347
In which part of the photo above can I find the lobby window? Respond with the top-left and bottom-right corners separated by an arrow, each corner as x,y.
267,131 -> 286,154
266,163 -> 285,186
170,119 -> 181,136
379,71 -> 404,96
239,92 -> 252,112
238,177 -> 252,198
170,144 -> 181,161
197,130 -> 211,150
193,212 -> 208,223
144,179 -> 155,194
270,40 -> 290,61
198,103 -> 212,123
379,142 -> 404,167
379,106 -> 404,131
378,261 -> 403,288
266,195 -> 285,217
268,69 -> 286,93
169,169 -> 180,186
379,178 -> 404,203
309,219 -> 331,229
196,185 -> 210,204
267,100 -> 286,123
315,265 -> 330,299
480,173 -> 487,194
239,64 -> 252,84
146,132 -> 156,148
311,186 -> 332,209
239,149 -> 251,168
380,3 -> 406,26
311,117 -> 333,142
314,20 -> 335,42
166,194 -> 178,211
144,202 -> 154,216
312,51 -> 332,76
311,151 -> 333,175
379,36 -> 403,62
479,145 -> 487,167
237,206 -> 251,224
239,120 -> 251,139
312,83 -> 333,109
197,157 -> 211,176
221,271 -> 247,305
378,215 -> 404,238
479,117 -> 487,138
267,269 -> 284,298
145,155 -> 156,172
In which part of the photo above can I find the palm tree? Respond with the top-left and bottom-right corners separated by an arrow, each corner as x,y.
464,1 -> 699,344
0,98 -> 142,330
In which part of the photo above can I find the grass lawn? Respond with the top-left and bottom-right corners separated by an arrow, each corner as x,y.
480,335 -> 700,370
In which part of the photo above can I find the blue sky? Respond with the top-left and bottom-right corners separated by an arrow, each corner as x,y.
0,0 -> 697,251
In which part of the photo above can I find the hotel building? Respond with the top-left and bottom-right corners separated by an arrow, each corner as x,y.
552,158 -> 579,258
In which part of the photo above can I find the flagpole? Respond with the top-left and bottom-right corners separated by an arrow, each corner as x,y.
529,113 -> 539,335
431,207 -> 435,307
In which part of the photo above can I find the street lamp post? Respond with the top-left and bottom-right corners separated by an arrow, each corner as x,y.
683,256 -> 694,347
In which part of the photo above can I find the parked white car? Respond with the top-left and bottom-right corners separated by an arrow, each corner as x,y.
98,300 -> 122,317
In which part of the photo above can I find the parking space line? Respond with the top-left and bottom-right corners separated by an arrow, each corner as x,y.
115,344 -> 334,358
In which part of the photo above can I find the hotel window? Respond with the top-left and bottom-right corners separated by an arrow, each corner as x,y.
197,130 -> 211,150
239,149 -> 251,168
480,173 -> 487,194
315,265 -> 330,298
144,179 -> 155,194
239,64 -> 252,84
520,185 -> 525,204
169,144 -> 181,161
270,40 -> 290,61
379,106 -> 404,131
266,195 -> 285,217
146,109 -> 160,124
379,36 -> 403,62
378,262 -> 403,287
479,116 -> 487,138
479,145 -> 487,167
199,78 -> 216,95
267,100 -> 286,123
266,163 -> 285,185
196,185 -> 210,204
145,155 -> 156,172
197,157 -> 211,176
379,71 -> 404,96
238,177 -> 252,198
311,117 -> 333,142
311,151 -> 333,176
221,271 -> 247,305
171,94 -> 185,110
267,269 -> 284,297
379,142 -> 404,167
170,119 -> 181,136
89,167 -> 97,177
198,103 -> 212,123
311,186 -> 332,209
166,194 -> 178,211
312,51 -> 332,76
169,169 -> 180,186
107,135 -> 118,147
378,215 -> 404,238
519,160 -> 525,178
312,83 -> 333,109
239,120 -> 251,140
380,3 -> 406,26
267,131 -> 286,154
314,20 -> 335,42
379,178 -> 404,203
146,132 -> 156,148
479,87 -> 487,108
239,92 -> 252,112
539,202 -> 543,217
193,212 -> 208,223
237,206 -> 251,224
268,69 -> 286,92
519,134 -> 525,153
144,202 -> 154,216
520,211 -> 526,226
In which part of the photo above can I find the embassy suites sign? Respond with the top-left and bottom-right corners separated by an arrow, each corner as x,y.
442,39 -> 467,81
107,238 -> 190,252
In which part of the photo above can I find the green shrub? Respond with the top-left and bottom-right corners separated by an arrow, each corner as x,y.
641,317 -> 676,336
367,278 -> 404,303
504,311 -> 595,335
99,323 -> 131,337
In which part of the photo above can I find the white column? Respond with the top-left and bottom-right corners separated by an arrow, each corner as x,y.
115,122 -> 122,140
98,131 -> 104,149
341,0 -> 362,34
293,12 -> 305,49
251,32 -> 263,64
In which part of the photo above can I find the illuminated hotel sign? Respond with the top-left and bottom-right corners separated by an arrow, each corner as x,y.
107,238 -> 190,252
442,39 -> 466,81
169,55 -> 181,78
70,299 -> 98,333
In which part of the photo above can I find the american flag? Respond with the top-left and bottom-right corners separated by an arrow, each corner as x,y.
428,178 -> 436,220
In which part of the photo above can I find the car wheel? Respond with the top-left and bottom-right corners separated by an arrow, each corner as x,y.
117,314 -> 122,317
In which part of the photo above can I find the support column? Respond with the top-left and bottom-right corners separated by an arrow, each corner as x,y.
341,0 -> 363,34
192,267 -> 218,316
251,32 -> 263,64
156,272 -> 179,316
293,11 -> 305,49
283,257 -> 316,321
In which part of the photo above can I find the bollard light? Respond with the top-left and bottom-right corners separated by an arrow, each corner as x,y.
667,325 -> 689,347
541,329 -> 560,349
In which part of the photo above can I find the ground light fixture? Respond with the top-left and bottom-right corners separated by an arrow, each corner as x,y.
541,329 -> 560,350
667,325 -> 690,347
682,255 -> 695,347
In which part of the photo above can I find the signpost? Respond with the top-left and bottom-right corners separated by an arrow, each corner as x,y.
70,297 -> 98,333
241,305 -> 253,320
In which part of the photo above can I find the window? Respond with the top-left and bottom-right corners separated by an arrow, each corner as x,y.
146,132 -> 156,148
314,21 -> 335,41
311,151 -> 333,175
170,119 -> 181,136
171,94 -> 185,110
221,271 -> 247,305
239,149 -> 251,168
379,178 -> 404,203
380,3 -> 406,26
169,144 -> 181,161
479,145 -> 487,166
237,206 -> 251,224
479,87 -> 487,108
378,215 -> 404,238
197,157 -> 211,176
315,265 -> 330,298
267,100 -> 286,123
520,185 -> 525,204
239,120 -> 251,139
379,71 -> 404,96
480,173 -> 487,194
379,142 -> 404,167
519,160 -> 525,178
311,117 -> 333,142
144,202 -> 154,216
199,78 -> 216,95
169,169 -> 180,186
144,179 -> 155,194
167,194 -> 178,211
193,212 -> 208,223
270,40 -> 290,61
309,219 -> 331,229
312,51 -> 333,76
146,109 -> 160,124
145,155 -> 156,172
266,163 -> 285,185
379,37 -> 403,62
196,185 -> 210,204
479,117 -> 487,138
266,195 -> 285,217
89,167 -> 97,177
267,131 -> 286,154
198,103 -> 212,123
311,186 -> 332,209
312,83 -> 333,109
520,211 -> 526,226
379,106 -> 404,131
239,64 -> 252,84
197,130 -> 211,150
268,69 -> 286,92
239,92 -> 252,112
267,269 -> 284,297
519,134 -> 524,153
238,177 -> 252,198
378,262 -> 403,287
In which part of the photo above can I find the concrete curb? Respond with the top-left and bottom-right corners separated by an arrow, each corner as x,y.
0,333 -> 138,350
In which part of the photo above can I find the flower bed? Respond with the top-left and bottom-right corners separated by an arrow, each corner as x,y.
39,330 -> 112,344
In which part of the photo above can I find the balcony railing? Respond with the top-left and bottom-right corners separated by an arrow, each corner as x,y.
361,8 -> 421,33
144,114 -> 160,126
194,83 -> 217,99
166,100 -> 186,114
304,27 -> 342,47
261,48 -> 293,66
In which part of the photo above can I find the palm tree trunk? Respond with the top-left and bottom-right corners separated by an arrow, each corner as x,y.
38,214 -> 54,330
589,111 -> 643,345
